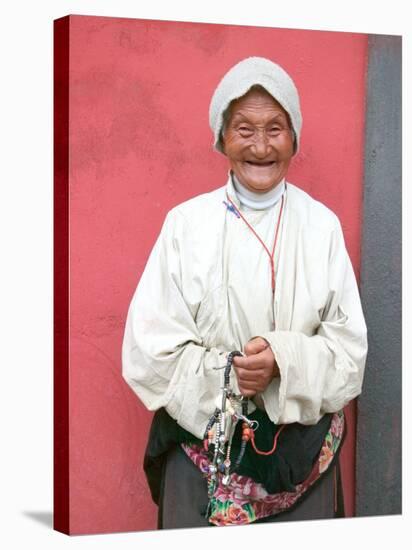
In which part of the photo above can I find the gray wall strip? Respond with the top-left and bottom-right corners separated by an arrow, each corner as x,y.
356,34 -> 402,516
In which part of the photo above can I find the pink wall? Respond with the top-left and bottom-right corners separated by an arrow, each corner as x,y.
65,15 -> 367,534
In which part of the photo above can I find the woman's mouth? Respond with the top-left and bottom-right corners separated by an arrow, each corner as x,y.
245,160 -> 276,166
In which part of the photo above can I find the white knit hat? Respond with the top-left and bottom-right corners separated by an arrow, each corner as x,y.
209,56 -> 302,154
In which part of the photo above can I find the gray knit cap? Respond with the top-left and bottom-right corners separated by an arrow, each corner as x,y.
209,56 -> 302,154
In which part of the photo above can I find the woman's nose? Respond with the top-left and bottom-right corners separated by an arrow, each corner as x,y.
251,130 -> 271,158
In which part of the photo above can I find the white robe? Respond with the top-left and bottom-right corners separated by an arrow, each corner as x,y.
122,176 -> 368,439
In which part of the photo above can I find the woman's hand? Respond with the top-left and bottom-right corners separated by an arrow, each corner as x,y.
232,337 -> 279,397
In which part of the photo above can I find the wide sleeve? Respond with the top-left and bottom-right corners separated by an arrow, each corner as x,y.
260,217 -> 368,425
122,209 -> 232,439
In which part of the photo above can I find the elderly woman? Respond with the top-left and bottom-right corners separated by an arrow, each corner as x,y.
122,57 -> 367,529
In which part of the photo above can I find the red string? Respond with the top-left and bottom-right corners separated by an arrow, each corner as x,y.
250,424 -> 286,456
225,193 -> 285,294
226,189 -> 287,456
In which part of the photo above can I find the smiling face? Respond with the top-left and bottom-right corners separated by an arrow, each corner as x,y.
222,86 -> 295,193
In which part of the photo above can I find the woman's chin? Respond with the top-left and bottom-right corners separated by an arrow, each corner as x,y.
239,178 -> 282,193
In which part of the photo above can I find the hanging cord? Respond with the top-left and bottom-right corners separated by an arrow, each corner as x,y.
249,423 -> 286,456
232,398 -> 250,470
203,408 -> 220,451
225,192 -> 285,295
224,351 -> 243,386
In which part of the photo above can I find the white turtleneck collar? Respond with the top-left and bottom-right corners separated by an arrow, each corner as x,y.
231,173 -> 286,210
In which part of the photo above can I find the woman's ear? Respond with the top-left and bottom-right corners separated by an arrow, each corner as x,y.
220,133 -> 227,156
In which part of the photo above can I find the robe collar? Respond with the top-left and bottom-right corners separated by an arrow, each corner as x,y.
225,170 -> 286,210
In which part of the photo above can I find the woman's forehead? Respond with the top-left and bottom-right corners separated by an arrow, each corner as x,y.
228,88 -> 288,121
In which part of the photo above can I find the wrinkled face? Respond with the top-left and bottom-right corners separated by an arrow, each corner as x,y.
222,87 -> 295,193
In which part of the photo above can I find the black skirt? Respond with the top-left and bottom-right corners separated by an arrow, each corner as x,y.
143,407 -> 345,514
158,443 -> 344,529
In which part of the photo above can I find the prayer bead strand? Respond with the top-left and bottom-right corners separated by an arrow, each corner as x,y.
203,351 -> 286,504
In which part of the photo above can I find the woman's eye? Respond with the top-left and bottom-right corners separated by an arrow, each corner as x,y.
238,127 -> 253,135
